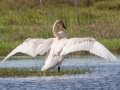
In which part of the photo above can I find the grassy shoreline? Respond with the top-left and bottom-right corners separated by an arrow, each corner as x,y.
0,0 -> 120,55
0,67 -> 91,77
97,39 -> 120,54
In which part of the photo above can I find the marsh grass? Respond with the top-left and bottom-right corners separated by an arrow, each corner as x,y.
98,39 -> 120,53
0,67 -> 91,77
0,0 -> 120,55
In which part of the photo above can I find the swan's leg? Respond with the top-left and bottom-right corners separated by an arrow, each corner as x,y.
58,67 -> 60,72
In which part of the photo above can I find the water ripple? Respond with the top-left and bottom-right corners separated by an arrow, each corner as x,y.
0,56 -> 120,90
0,71 -> 120,90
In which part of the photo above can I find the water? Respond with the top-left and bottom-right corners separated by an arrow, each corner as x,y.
0,55 -> 120,90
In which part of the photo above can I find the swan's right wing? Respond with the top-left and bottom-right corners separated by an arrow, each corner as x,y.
1,38 -> 45,63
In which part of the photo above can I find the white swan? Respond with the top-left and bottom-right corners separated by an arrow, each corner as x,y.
1,20 -> 117,72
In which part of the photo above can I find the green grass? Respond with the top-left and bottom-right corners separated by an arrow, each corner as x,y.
0,67 -> 91,77
0,0 -> 120,55
98,39 -> 120,53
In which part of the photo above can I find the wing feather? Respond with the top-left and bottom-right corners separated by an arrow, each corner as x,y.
1,38 -> 45,63
61,37 -> 93,55
36,38 -> 54,55
60,37 -> 117,61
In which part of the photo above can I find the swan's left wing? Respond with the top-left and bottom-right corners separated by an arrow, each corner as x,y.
60,37 -> 117,61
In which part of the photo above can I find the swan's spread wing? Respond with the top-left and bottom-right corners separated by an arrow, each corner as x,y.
36,38 -> 54,55
1,38 -> 45,63
60,37 -> 95,54
60,37 -> 117,61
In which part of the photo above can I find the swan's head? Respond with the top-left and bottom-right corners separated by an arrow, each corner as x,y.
53,20 -> 67,29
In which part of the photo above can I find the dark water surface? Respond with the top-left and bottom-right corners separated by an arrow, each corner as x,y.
0,55 -> 120,90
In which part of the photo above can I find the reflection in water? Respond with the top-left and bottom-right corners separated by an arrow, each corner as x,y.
0,55 -> 120,90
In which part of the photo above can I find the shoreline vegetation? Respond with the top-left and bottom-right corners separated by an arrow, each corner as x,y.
0,67 -> 91,77
0,0 -> 120,56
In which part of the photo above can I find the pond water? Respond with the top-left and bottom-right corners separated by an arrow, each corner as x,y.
0,55 -> 120,90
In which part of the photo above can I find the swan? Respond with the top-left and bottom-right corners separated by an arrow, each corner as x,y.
1,20 -> 117,72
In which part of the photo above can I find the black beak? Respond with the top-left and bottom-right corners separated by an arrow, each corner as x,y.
63,24 -> 67,29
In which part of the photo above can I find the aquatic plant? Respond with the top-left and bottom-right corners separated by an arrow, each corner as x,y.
0,67 -> 91,77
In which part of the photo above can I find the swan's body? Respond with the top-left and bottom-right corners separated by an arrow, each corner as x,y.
1,20 -> 117,71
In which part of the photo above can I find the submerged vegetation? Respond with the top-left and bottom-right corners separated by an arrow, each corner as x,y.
0,67 -> 91,77
0,0 -> 120,55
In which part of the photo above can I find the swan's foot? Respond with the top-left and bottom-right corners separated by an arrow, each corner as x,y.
58,67 -> 60,72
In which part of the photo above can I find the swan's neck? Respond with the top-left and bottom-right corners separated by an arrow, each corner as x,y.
52,23 -> 59,38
